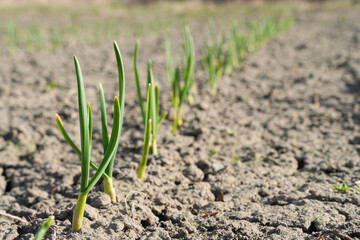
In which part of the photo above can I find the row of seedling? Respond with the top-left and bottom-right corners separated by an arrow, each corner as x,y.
203,16 -> 294,95
49,16 -> 293,235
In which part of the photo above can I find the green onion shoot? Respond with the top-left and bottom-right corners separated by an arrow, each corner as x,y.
138,83 -> 152,180
165,26 -> 195,133
34,216 -> 54,240
134,40 -> 167,155
55,41 -> 125,232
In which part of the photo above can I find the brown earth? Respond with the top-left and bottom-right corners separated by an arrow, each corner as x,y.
0,4 -> 360,240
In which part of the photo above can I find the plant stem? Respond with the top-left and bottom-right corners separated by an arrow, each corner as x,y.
211,84 -> 217,96
152,137 -> 157,155
172,116 -> 177,134
72,192 -> 88,232
172,108 -> 182,134
103,176 -> 116,202
138,119 -> 152,181
177,108 -> 182,126
138,148 -> 150,181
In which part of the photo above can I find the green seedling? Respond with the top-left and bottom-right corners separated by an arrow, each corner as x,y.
55,41 -> 125,232
134,40 -> 167,154
34,216 -> 54,240
209,148 -> 216,155
138,84 -> 152,180
56,42 -> 125,204
181,27 -> 196,105
231,22 -> 247,63
203,41 -> 224,96
332,182 -> 360,194
224,25 -> 239,76
209,20 -> 227,65
165,27 -> 195,133
203,20 -> 228,95
246,16 -> 294,54
24,25 -> 44,53
7,21 -> 17,55
332,183 -> 350,192
232,155 -> 240,163
45,80 -> 58,92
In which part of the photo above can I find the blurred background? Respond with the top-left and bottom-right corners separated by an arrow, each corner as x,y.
0,0 -> 354,55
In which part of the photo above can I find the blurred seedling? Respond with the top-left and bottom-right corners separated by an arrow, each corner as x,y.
45,80 -> 58,92
34,216 -> 54,240
166,26 -> 195,133
203,20 -> 226,96
209,148 -> 217,155
181,27 -> 196,105
226,129 -> 234,136
246,16 -> 294,53
331,183 -> 350,192
232,155 -> 240,163
138,84 -> 152,181
55,41 -> 125,231
231,21 -> 248,64
7,21 -> 17,55
134,40 -> 167,155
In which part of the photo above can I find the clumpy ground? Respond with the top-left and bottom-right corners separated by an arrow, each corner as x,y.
0,6 -> 360,240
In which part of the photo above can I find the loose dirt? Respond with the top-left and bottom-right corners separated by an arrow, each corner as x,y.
0,5 -> 360,240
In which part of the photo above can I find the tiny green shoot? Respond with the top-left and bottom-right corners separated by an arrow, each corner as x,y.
7,21 -> 17,55
134,40 -> 167,155
34,216 -> 54,240
209,148 -> 216,155
138,83 -> 152,180
203,20 -> 227,96
331,181 -> 360,194
165,27 -> 195,133
55,41 -> 125,232
45,80 -> 58,92
203,42 -> 223,96
181,27 -> 196,105
232,155 -> 240,163
332,183 -> 350,192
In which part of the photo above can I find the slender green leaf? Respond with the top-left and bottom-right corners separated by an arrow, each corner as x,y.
99,84 -> 109,153
85,97 -> 121,193
106,41 -> 125,178
88,103 -> 92,144
74,55 -> 90,192
138,84 -> 152,179
55,114 -> 110,179
158,112 -> 167,125
134,40 -> 145,123
179,51 -> 194,105
55,114 -> 81,155
147,62 -> 157,138
165,33 -> 174,84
